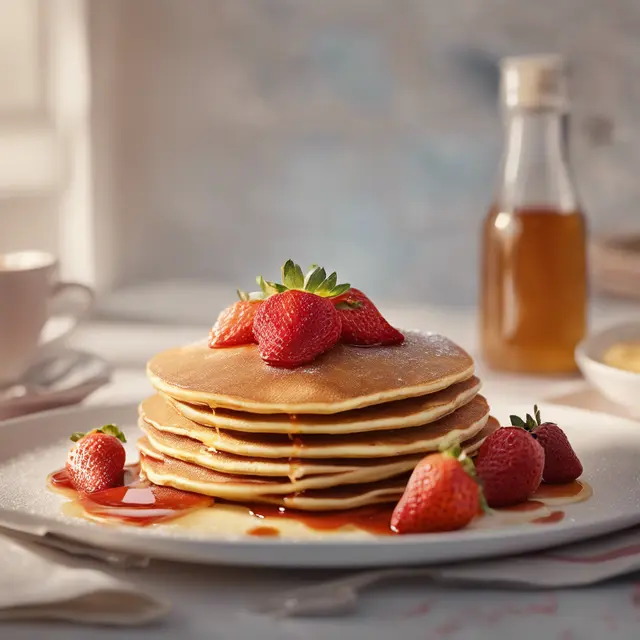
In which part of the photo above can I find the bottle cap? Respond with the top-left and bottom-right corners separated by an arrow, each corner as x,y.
500,55 -> 568,111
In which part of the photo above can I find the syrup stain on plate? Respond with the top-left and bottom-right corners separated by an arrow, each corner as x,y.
47,466 -> 593,537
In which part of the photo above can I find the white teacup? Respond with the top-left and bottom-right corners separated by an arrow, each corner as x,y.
0,251 -> 94,386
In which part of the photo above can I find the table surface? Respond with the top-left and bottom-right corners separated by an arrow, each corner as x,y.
5,300 -> 640,640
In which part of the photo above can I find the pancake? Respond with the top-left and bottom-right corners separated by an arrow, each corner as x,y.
139,420 -> 424,481
139,445 -> 409,511
141,393 -> 491,459
147,331 -> 474,414
138,436 -> 413,497
163,376 -> 481,435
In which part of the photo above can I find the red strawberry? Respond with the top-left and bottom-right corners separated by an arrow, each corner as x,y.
534,422 -> 583,483
209,299 -> 261,347
66,425 -> 127,494
334,288 -> 404,346
475,427 -> 545,507
253,289 -> 342,367
509,405 -> 583,484
391,446 -> 481,534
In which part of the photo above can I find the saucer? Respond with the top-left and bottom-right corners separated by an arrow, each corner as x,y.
0,350 -> 112,420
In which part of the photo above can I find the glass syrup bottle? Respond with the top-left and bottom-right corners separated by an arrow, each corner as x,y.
480,55 -> 588,374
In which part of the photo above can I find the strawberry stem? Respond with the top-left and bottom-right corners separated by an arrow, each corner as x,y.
257,260 -> 352,299
69,424 -> 127,443
509,404 -> 543,432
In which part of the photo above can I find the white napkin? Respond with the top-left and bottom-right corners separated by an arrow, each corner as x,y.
257,524 -> 640,617
0,532 -> 170,625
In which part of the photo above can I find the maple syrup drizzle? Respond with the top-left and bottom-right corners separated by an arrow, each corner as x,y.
47,466 -> 212,526
247,526 -> 281,537
532,480 -> 586,500
47,464 -> 591,533
532,510 -> 565,525
248,503 -> 395,535
498,500 -> 546,513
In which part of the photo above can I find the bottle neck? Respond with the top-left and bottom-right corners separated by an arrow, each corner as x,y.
497,108 -> 579,212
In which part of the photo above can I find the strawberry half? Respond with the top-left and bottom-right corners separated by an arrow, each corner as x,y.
510,405 -> 583,484
475,426 -> 545,508
65,425 -> 127,494
391,444 -> 481,534
209,294 -> 262,348
334,288 -> 404,346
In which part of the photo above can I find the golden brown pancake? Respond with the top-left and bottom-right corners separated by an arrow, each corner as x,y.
146,331 -> 474,414
139,444 -> 409,510
139,420 -> 424,480
462,417 -> 500,455
163,376 -> 481,434
140,393 -> 491,458
138,436 -> 414,497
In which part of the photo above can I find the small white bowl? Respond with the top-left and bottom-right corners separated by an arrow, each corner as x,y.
576,322 -> 640,415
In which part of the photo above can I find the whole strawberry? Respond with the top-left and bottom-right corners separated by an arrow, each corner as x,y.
253,290 -> 341,367
252,260 -> 352,367
66,425 -> 127,494
475,427 -> 545,507
510,405 -> 583,484
391,444 -> 481,534
209,291 -> 262,348
334,288 -> 404,346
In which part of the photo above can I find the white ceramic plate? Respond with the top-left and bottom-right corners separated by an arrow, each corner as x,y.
0,401 -> 639,569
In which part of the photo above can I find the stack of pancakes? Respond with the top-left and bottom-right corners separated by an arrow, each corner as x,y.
138,331 -> 498,511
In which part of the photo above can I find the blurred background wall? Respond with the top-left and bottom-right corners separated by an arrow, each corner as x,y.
2,1 -> 636,319
89,0 -> 629,310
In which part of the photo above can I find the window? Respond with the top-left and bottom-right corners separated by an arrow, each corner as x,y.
0,0 -> 94,288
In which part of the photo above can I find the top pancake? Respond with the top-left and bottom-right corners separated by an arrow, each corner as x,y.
147,331 -> 475,414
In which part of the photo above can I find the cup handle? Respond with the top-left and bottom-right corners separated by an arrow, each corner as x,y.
40,281 -> 95,352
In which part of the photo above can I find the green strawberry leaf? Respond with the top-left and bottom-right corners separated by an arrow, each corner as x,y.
69,424 -> 126,443
98,424 -> 127,443
330,283 -> 351,297
525,414 -> 537,430
237,288 -> 250,302
304,266 -> 326,292
257,275 -> 287,296
281,260 -> 305,290
510,415 -> 526,428
315,272 -> 338,296
534,404 -> 542,425
255,261 -> 352,299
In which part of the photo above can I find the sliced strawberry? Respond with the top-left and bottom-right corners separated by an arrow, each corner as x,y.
334,288 -> 404,346
66,425 -> 127,494
253,290 -> 342,367
209,299 -> 261,347
391,445 -> 480,534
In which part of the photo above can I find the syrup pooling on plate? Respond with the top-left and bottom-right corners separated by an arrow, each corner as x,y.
48,464 -> 213,526
247,526 -> 281,537
532,511 -> 565,525
533,480 -> 588,501
248,503 -> 395,536
47,464 -> 593,534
